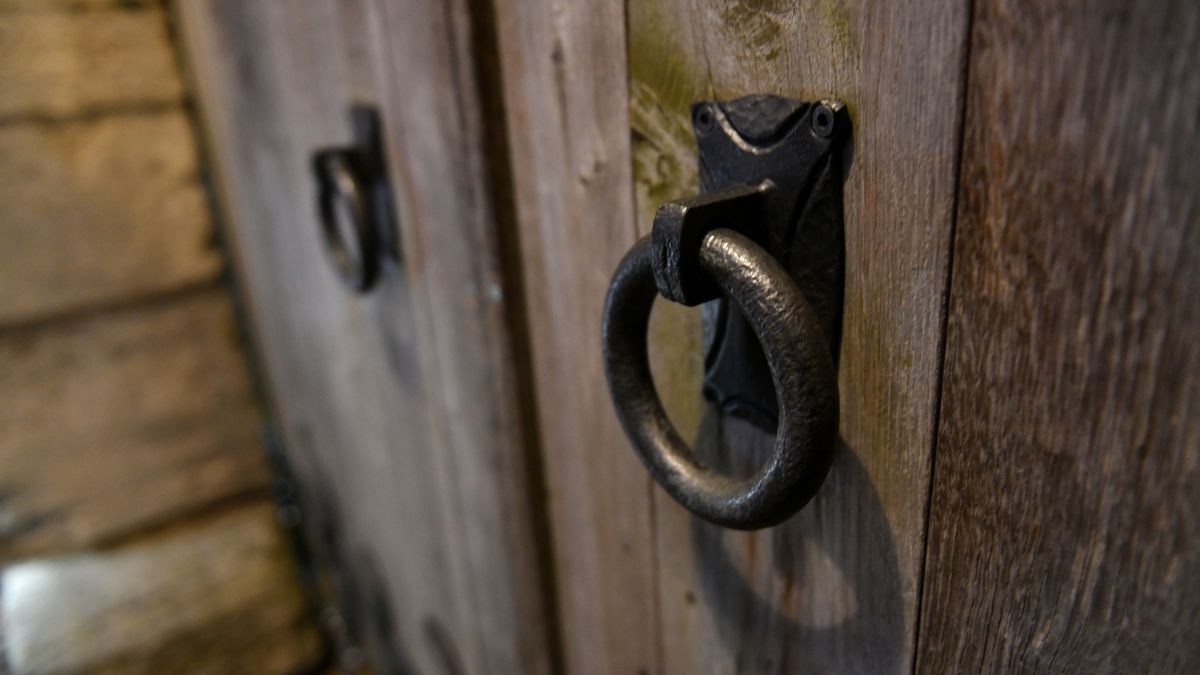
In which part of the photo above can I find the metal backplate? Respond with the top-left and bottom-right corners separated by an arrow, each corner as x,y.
694,95 -> 849,432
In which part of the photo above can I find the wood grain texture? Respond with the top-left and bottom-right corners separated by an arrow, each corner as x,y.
0,7 -> 183,120
917,2 -> 1200,672
0,289 -> 269,561
0,112 -> 220,325
1,503 -> 322,674
622,1 -> 969,672
489,1 -> 658,673
176,1 -> 554,673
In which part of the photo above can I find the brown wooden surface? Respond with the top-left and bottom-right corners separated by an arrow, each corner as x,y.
917,2 -> 1200,672
493,0 -> 969,672
0,112 -> 220,324
176,1 -> 554,673
1,503 -> 322,674
0,290 -> 268,561
0,7 -> 183,121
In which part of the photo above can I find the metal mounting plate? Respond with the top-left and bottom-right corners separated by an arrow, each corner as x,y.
693,95 -> 849,432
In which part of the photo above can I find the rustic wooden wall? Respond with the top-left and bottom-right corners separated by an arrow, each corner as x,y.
0,1 -> 321,672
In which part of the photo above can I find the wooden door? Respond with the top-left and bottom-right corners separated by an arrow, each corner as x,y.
179,0 -> 1199,673
175,2 -> 554,673
492,1 -> 965,673
490,0 -> 1198,673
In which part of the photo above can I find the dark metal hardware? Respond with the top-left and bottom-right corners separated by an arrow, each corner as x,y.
602,95 -> 850,529
311,105 -> 399,293
694,97 -> 848,429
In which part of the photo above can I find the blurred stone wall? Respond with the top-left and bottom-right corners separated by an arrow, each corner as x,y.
0,1 -> 324,672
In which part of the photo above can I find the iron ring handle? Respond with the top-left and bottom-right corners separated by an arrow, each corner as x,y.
312,148 -> 380,292
602,228 -> 838,530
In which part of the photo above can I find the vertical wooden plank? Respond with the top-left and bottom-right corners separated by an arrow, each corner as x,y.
495,0 -> 969,672
489,2 -> 659,674
918,2 -> 1200,672
625,2 -> 970,671
175,1 -> 553,673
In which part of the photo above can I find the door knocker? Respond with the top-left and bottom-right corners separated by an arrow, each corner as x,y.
602,95 -> 849,529
311,105 -> 400,292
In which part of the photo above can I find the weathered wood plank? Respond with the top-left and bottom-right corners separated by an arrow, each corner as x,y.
1,503 -> 322,674
917,2 -> 1200,672
0,8 -> 183,120
490,0 -> 659,672
0,289 -> 269,560
175,1 -> 554,672
0,111 -> 221,324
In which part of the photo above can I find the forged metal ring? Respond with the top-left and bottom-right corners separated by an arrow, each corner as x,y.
602,229 -> 838,529
313,150 -> 379,292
